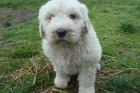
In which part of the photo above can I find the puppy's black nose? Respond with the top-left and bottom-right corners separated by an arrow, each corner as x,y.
57,28 -> 67,38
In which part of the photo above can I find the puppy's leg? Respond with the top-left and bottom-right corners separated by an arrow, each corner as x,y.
78,67 -> 97,93
54,72 -> 70,88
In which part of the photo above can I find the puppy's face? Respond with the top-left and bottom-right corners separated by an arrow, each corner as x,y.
39,0 -> 89,45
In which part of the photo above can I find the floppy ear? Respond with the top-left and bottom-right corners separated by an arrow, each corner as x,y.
80,4 -> 92,32
38,5 -> 46,38
39,24 -> 45,38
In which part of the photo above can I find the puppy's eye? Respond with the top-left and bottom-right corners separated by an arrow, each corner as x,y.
48,15 -> 54,20
69,14 -> 76,19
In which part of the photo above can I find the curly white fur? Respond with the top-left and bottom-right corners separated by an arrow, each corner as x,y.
38,0 -> 102,93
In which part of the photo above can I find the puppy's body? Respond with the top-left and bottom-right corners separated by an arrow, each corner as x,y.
43,30 -> 101,74
39,0 -> 102,93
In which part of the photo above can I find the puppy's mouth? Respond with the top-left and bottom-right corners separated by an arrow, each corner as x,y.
55,39 -> 70,44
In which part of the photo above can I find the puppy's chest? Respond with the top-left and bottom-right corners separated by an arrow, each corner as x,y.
55,48 -> 83,63
49,46 -> 87,65
58,51 -> 83,74
47,44 -> 94,74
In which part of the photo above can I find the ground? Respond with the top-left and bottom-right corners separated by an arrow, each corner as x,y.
0,0 -> 140,93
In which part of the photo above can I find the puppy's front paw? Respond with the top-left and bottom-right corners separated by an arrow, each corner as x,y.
79,86 -> 95,93
54,76 -> 68,88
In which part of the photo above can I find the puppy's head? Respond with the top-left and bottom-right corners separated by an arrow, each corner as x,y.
38,0 -> 91,45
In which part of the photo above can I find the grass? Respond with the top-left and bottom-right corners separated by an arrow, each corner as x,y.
120,21 -> 138,33
0,0 -> 140,93
104,74 -> 140,93
0,0 -> 47,11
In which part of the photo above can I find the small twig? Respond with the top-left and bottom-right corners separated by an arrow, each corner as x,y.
38,64 -> 48,74
113,68 -> 139,76
32,60 -> 38,85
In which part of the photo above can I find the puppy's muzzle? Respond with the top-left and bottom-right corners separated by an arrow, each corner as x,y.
56,28 -> 67,38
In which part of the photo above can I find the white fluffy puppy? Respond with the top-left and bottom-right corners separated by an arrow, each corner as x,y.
38,0 -> 102,93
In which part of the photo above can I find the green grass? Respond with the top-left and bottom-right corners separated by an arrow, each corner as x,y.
0,0 -> 47,11
120,21 -> 138,33
104,73 -> 140,93
0,0 -> 140,93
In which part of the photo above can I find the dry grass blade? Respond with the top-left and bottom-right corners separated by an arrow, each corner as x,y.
1,69 -> 29,92
113,68 -> 140,76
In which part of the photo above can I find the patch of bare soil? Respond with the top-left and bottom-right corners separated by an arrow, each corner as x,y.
0,7 -> 36,45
